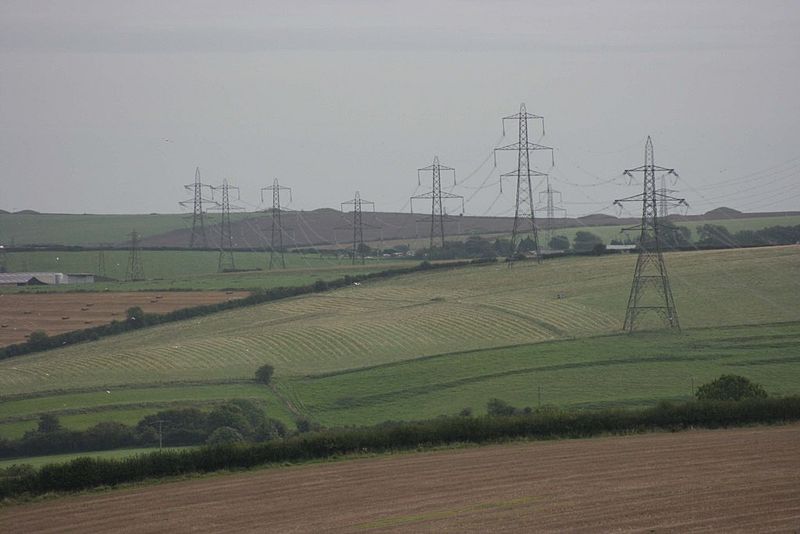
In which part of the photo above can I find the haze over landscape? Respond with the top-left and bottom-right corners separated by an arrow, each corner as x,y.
1,0 -> 799,216
1,3 -> 800,531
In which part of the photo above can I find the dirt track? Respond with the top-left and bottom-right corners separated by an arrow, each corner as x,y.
3,424 -> 799,533
0,291 -> 249,346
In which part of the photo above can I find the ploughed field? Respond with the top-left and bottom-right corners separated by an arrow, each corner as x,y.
0,291 -> 249,346
3,424 -> 799,532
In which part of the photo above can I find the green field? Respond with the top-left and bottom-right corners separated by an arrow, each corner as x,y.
0,245 -> 798,441
1,250 -> 409,292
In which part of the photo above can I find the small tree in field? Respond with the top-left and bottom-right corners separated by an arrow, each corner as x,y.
695,374 -> 768,401
255,364 -> 274,385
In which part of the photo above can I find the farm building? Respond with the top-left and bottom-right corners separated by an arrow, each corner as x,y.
0,272 -> 95,286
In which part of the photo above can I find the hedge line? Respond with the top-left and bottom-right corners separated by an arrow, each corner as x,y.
0,259 -> 486,361
2,396 -> 798,498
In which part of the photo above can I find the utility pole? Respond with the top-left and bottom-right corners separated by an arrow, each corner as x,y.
179,167 -> 213,248
341,191 -> 375,265
538,176 -> 566,249
210,179 -> 241,272
125,230 -> 144,281
410,156 -> 464,250
494,103 -> 554,263
614,136 -> 687,333
261,179 -> 292,269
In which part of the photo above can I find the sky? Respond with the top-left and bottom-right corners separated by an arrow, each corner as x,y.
1,0 -> 799,217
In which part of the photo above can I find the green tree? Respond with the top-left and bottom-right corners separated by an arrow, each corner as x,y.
548,235 -> 570,251
206,426 -> 245,446
486,398 -> 516,416
37,413 -> 62,433
255,364 -> 274,385
695,374 -> 768,401
573,231 -> 604,252
27,330 -> 49,350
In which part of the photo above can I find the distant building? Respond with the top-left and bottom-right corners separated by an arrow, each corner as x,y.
0,272 -> 95,286
606,244 -> 637,252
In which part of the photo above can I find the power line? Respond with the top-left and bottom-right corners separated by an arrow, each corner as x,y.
261,179 -> 292,269
125,230 -> 144,281
614,136 -> 687,333
410,156 -> 464,250
178,167 -> 214,248
210,179 -> 241,272
341,191 -> 375,265
494,103 -> 554,263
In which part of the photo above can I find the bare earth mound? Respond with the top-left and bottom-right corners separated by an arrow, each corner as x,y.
3,424 -> 799,532
0,291 -> 249,346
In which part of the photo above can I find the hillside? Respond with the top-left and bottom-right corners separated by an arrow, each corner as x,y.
0,245 -> 798,437
2,210 -> 799,248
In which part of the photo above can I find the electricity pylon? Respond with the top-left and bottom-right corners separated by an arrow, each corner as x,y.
410,156 -> 464,250
614,136 -> 687,333
261,179 -> 292,269
210,179 -> 240,272
494,103 -> 554,263
538,175 -> 566,249
97,247 -> 107,278
179,167 -> 213,248
125,230 -> 144,281
341,191 -> 375,265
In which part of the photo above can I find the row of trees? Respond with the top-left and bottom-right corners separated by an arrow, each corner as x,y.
3,390 -> 797,498
416,223 -> 800,260
0,399 -> 289,459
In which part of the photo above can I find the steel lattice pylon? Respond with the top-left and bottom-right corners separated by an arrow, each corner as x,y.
410,156 -> 464,250
341,191 -> 375,265
125,230 -> 144,281
494,103 -> 554,263
614,136 -> 687,332
261,179 -> 292,270
211,179 -> 240,272
179,167 -> 212,248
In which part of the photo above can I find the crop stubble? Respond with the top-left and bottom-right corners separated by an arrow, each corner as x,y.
2,424 -> 799,532
0,291 -> 249,346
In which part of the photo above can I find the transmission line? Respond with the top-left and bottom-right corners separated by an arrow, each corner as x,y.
494,103 -> 554,263
410,156 -> 464,250
614,136 -> 687,333
210,179 -> 241,272
261,179 -> 292,269
179,167 -> 214,248
125,230 -> 144,281
341,191 -> 375,265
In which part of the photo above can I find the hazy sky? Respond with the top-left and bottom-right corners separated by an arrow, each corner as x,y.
1,1 -> 799,217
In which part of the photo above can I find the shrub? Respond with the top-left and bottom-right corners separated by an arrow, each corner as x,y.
696,374 -> 768,401
207,427 -> 245,446
486,398 -> 516,417
255,364 -> 275,385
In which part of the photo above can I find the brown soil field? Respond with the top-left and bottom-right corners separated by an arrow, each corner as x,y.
0,291 -> 250,346
3,424 -> 799,533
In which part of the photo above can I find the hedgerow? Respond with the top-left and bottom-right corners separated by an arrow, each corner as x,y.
2,395 -> 798,499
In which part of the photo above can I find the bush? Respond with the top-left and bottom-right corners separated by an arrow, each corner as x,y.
207,427 -> 245,446
486,398 -> 517,417
255,364 -> 274,385
695,374 -> 768,401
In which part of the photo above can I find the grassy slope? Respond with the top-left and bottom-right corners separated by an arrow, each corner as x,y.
0,246 -> 797,438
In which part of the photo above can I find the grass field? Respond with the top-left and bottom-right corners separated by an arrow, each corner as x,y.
0,245 -> 797,440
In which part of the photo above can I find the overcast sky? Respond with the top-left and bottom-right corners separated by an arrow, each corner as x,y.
1,0 -> 798,217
